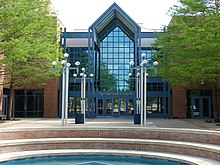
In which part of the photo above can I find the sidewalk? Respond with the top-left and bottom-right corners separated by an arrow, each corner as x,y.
0,118 -> 220,131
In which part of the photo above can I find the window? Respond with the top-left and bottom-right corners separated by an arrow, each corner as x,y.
14,89 -> 44,117
98,26 -> 134,91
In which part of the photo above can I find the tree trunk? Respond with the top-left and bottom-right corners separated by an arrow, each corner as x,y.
7,84 -> 14,120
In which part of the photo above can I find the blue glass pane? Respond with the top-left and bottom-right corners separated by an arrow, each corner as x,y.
103,48 -> 107,52
108,48 -> 113,53
108,53 -> 113,58
99,26 -> 134,91
109,32 -> 113,36
108,37 -> 113,42
119,48 -> 124,52
114,42 -> 119,47
119,37 -> 124,42
108,42 -> 113,47
102,53 -> 107,58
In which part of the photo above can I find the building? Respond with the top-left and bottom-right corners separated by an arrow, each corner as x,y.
59,2 -> 216,119
60,3 -> 172,119
2,3 -> 218,119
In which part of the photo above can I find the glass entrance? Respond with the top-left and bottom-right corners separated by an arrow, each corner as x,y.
112,98 -> 118,117
68,97 -> 80,116
191,97 -> 211,118
119,99 -> 126,115
96,98 -> 134,117
106,99 -> 113,115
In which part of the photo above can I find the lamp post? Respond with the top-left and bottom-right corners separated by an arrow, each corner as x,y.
74,68 -> 93,124
52,53 -> 80,127
129,53 -> 158,127
128,62 -> 141,124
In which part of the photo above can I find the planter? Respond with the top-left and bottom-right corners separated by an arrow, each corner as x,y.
134,114 -> 141,124
75,114 -> 84,124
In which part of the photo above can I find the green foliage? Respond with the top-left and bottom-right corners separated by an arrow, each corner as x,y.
0,0 -> 60,86
154,0 -> 220,86
71,50 -> 117,91
100,64 -> 117,91
74,50 -> 89,74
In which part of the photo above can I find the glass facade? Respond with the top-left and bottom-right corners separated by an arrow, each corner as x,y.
65,31 -> 171,117
68,47 -> 88,71
62,4 -> 172,118
97,27 -> 134,91
67,47 -> 89,93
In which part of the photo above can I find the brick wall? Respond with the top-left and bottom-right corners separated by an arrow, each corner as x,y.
43,78 -> 59,118
0,129 -> 219,144
0,129 -> 219,161
171,86 -> 186,118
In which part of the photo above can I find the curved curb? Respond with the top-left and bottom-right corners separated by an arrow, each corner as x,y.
0,149 -> 218,165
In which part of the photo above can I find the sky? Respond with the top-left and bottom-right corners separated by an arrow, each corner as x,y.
51,0 -> 178,32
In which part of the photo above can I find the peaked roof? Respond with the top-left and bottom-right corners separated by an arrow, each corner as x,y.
89,2 -> 140,40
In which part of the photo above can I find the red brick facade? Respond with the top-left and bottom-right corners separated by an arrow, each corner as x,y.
43,78 -> 59,118
171,86 -> 186,118
171,81 -> 220,119
12,77 -> 60,118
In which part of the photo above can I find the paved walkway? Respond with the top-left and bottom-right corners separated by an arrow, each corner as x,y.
0,118 -> 220,131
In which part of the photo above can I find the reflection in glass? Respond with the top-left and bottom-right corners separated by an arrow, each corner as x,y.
128,99 -> 134,115
106,99 -> 112,114
120,99 -> 126,115
146,98 -> 163,114
98,26 -> 134,91
113,98 -> 118,113
98,99 -> 104,115
69,97 -> 79,114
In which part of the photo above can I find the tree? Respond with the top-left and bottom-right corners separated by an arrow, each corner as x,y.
99,64 -> 117,91
68,50 -> 117,91
0,0 -> 60,119
154,0 -> 220,117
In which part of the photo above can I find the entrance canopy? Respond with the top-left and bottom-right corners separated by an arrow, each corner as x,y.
89,2 -> 141,44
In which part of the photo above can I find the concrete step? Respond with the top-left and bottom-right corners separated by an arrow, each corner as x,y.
0,149 -> 219,165
0,138 -> 219,161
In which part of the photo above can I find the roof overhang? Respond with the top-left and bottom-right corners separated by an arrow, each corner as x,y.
89,3 -> 141,43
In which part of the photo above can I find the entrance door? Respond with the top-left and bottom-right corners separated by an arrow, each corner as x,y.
96,98 -> 134,117
119,99 -> 126,116
112,98 -> 119,117
106,99 -> 113,115
191,97 -> 211,118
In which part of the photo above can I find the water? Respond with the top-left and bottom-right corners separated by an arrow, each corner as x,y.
0,155 -> 188,165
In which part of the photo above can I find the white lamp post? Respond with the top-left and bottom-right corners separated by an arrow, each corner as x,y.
129,53 -> 158,127
52,53 -> 80,127
52,53 -> 70,127
78,68 -> 93,124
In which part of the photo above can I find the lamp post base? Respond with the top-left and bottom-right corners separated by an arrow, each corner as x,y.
134,114 -> 141,124
75,114 -> 84,124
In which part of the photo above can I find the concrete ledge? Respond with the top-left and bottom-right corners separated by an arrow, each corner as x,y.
0,138 -> 219,161
0,128 -> 219,145
0,124 -> 219,164
0,149 -> 219,165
